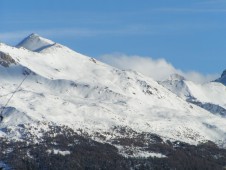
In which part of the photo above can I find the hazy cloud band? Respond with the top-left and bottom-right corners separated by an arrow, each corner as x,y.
100,54 -> 219,84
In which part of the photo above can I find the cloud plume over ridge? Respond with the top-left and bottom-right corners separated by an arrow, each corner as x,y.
100,54 -> 218,84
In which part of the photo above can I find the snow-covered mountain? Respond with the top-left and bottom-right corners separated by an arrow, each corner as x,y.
0,34 -> 226,169
16,33 -> 55,51
160,73 -> 226,117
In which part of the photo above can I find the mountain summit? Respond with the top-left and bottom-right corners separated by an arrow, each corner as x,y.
16,33 -> 55,51
221,69 -> 226,77
168,73 -> 185,81
215,69 -> 226,85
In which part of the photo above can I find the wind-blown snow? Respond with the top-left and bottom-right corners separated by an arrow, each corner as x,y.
0,34 -> 226,147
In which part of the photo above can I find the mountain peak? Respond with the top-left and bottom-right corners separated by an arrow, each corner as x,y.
221,69 -> 226,78
214,69 -> 226,85
16,33 -> 55,52
168,73 -> 185,81
29,33 -> 39,37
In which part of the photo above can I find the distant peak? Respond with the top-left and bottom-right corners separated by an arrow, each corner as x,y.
168,73 -> 185,81
16,33 -> 55,52
214,69 -> 226,86
28,33 -> 40,38
221,69 -> 226,78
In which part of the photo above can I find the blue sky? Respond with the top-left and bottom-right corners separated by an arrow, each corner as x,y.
0,0 -> 226,75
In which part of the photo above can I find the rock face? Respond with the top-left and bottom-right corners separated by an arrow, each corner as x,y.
168,73 -> 186,81
215,69 -> 226,85
221,70 -> 226,78
0,51 -> 16,67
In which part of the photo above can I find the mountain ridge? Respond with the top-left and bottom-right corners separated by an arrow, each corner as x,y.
0,34 -> 226,169
160,73 -> 226,117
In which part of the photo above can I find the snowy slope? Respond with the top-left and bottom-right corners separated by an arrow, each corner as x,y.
16,33 -> 55,51
161,73 -> 226,116
1,34 -> 226,147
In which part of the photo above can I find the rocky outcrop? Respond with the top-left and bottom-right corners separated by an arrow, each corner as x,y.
221,70 -> 226,78
215,69 -> 226,86
0,51 -> 16,67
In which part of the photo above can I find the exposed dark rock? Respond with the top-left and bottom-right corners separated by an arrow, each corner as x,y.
221,70 -> 226,78
188,98 -> 226,117
215,69 -> 226,85
0,51 -> 16,67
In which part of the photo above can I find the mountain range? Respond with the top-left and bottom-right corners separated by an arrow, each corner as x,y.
0,33 -> 226,169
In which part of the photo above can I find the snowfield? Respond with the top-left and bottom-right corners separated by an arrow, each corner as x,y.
161,73 -> 226,109
0,34 -> 226,150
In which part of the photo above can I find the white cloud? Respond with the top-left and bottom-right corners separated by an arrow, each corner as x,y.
100,53 -> 219,84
